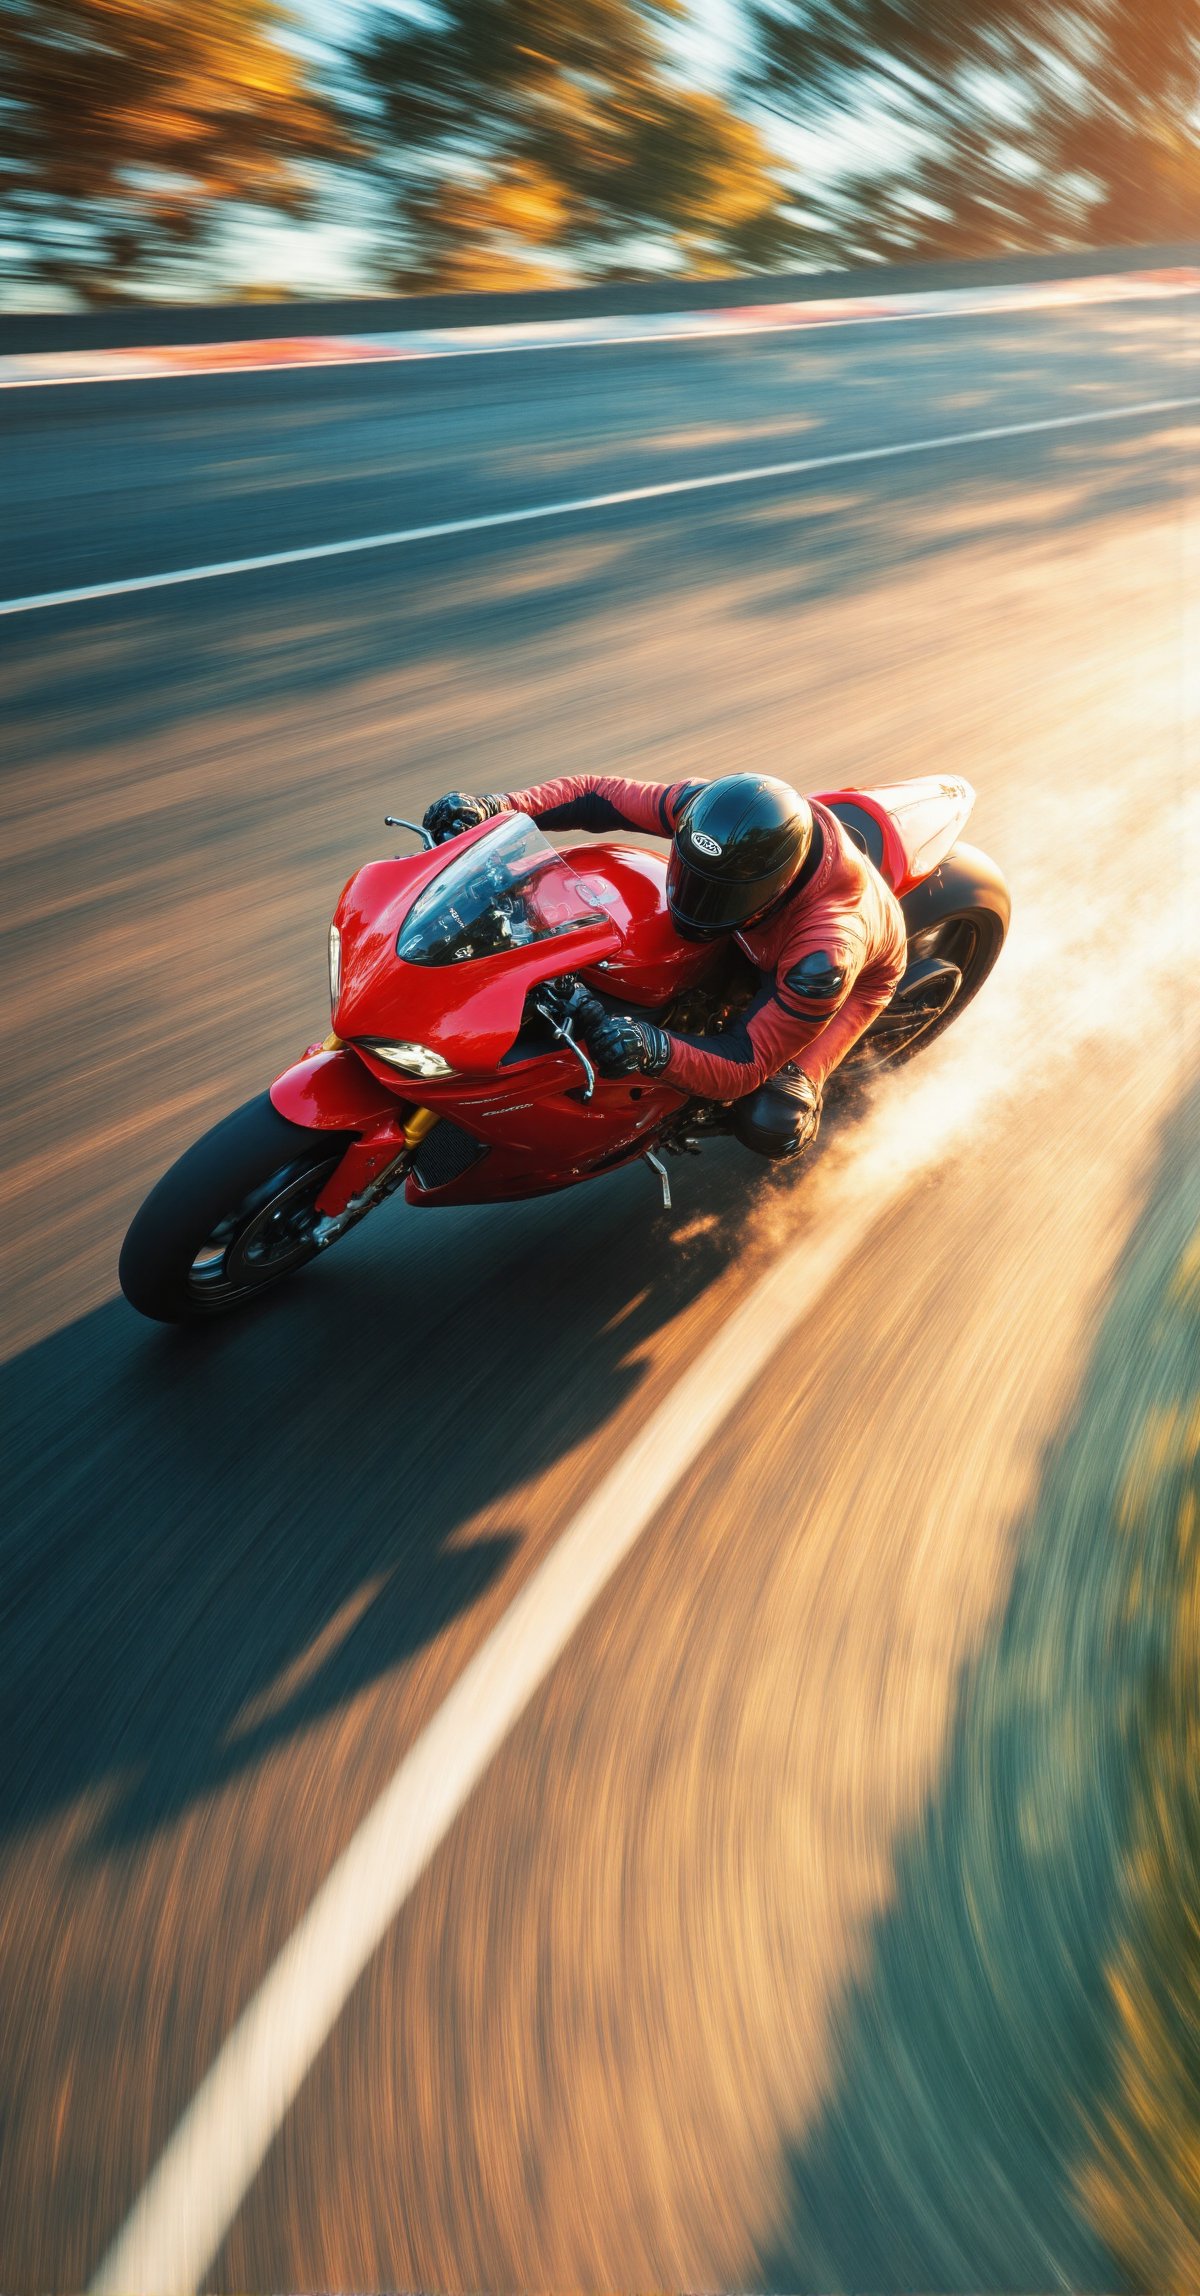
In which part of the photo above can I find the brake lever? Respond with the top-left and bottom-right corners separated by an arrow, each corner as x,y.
384,815 -> 437,851
534,990 -> 596,1102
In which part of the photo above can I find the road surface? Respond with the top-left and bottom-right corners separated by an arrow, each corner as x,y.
1,285 -> 1198,2288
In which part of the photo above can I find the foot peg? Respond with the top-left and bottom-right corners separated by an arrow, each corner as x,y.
643,1149 -> 672,1211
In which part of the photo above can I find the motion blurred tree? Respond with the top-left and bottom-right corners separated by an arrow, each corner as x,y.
352,0 -> 795,288
0,0 -> 341,302
4,0 -> 1190,306
747,0 -> 1200,259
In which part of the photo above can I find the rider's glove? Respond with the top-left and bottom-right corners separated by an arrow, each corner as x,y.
422,791 -> 507,843
588,1011 -> 672,1078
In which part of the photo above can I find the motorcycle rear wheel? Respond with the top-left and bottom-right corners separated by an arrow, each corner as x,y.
864,904 -> 1007,1067
119,1093 -> 356,1323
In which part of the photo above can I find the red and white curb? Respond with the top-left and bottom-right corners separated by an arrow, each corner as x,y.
3,266 -> 1197,390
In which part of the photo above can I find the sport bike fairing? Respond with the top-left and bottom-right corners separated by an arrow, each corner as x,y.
331,814 -> 723,1082
332,817 -> 621,1076
821,775 -> 976,895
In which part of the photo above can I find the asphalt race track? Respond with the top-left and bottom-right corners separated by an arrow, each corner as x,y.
1,287 -> 1198,2288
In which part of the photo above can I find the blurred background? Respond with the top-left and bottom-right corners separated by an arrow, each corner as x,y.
2,6 -> 1200,2295
1,0 -> 1197,307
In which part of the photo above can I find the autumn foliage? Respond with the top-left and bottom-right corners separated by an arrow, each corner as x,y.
0,0 -> 339,301
351,0 -> 791,288
1,0 -> 1196,302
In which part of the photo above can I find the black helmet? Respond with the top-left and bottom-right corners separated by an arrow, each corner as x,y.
667,775 -> 814,939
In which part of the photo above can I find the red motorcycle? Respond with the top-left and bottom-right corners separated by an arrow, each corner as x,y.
119,777 -> 1009,1322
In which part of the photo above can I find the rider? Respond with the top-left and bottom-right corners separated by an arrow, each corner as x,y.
422,773 -> 908,1154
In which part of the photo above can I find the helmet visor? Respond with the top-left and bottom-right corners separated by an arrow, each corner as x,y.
666,849 -> 777,936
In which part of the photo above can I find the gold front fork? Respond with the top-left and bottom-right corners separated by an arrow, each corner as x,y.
320,1039 -> 440,1155
403,1105 -> 441,1149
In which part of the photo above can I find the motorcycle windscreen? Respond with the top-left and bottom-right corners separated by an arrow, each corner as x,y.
396,815 -> 611,966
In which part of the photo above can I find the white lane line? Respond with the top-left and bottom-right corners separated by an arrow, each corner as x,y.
4,268 -> 1198,390
89,1156 -> 918,2296
6,392 -> 1200,622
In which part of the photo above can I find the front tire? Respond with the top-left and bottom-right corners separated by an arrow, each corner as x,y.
119,1093 -> 355,1324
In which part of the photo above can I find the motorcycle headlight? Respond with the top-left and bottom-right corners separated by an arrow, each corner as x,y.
328,922 -> 342,1013
359,1038 -> 456,1079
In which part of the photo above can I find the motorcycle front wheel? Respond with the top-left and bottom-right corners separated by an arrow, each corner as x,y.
119,1093 -> 357,1323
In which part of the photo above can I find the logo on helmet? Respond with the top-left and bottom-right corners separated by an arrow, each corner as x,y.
691,831 -> 723,859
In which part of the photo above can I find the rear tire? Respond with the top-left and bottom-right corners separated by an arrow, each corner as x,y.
119,1093 -> 355,1324
862,838 -> 1011,1069
862,905 -> 1007,1066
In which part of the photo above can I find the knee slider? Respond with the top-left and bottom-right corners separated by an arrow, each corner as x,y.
731,1067 -> 820,1161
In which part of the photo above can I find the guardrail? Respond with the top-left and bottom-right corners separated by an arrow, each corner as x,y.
3,238 -> 1197,357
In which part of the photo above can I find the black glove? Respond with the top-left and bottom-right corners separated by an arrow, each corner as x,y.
587,1011 -> 672,1078
422,791 -> 507,844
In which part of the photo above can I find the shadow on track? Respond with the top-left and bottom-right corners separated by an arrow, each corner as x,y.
0,1142 -> 765,1854
755,1074 -> 1200,2292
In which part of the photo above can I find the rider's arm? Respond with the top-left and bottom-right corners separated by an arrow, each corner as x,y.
662,940 -> 902,1099
502,773 -> 706,837
787,953 -> 905,1090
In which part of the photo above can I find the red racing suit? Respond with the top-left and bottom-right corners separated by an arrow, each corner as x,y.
501,773 -> 909,1100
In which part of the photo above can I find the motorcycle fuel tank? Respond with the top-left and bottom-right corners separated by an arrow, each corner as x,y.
566,841 -> 722,1008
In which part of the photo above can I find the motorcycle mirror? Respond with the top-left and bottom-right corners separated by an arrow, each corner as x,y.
384,815 -> 437,851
